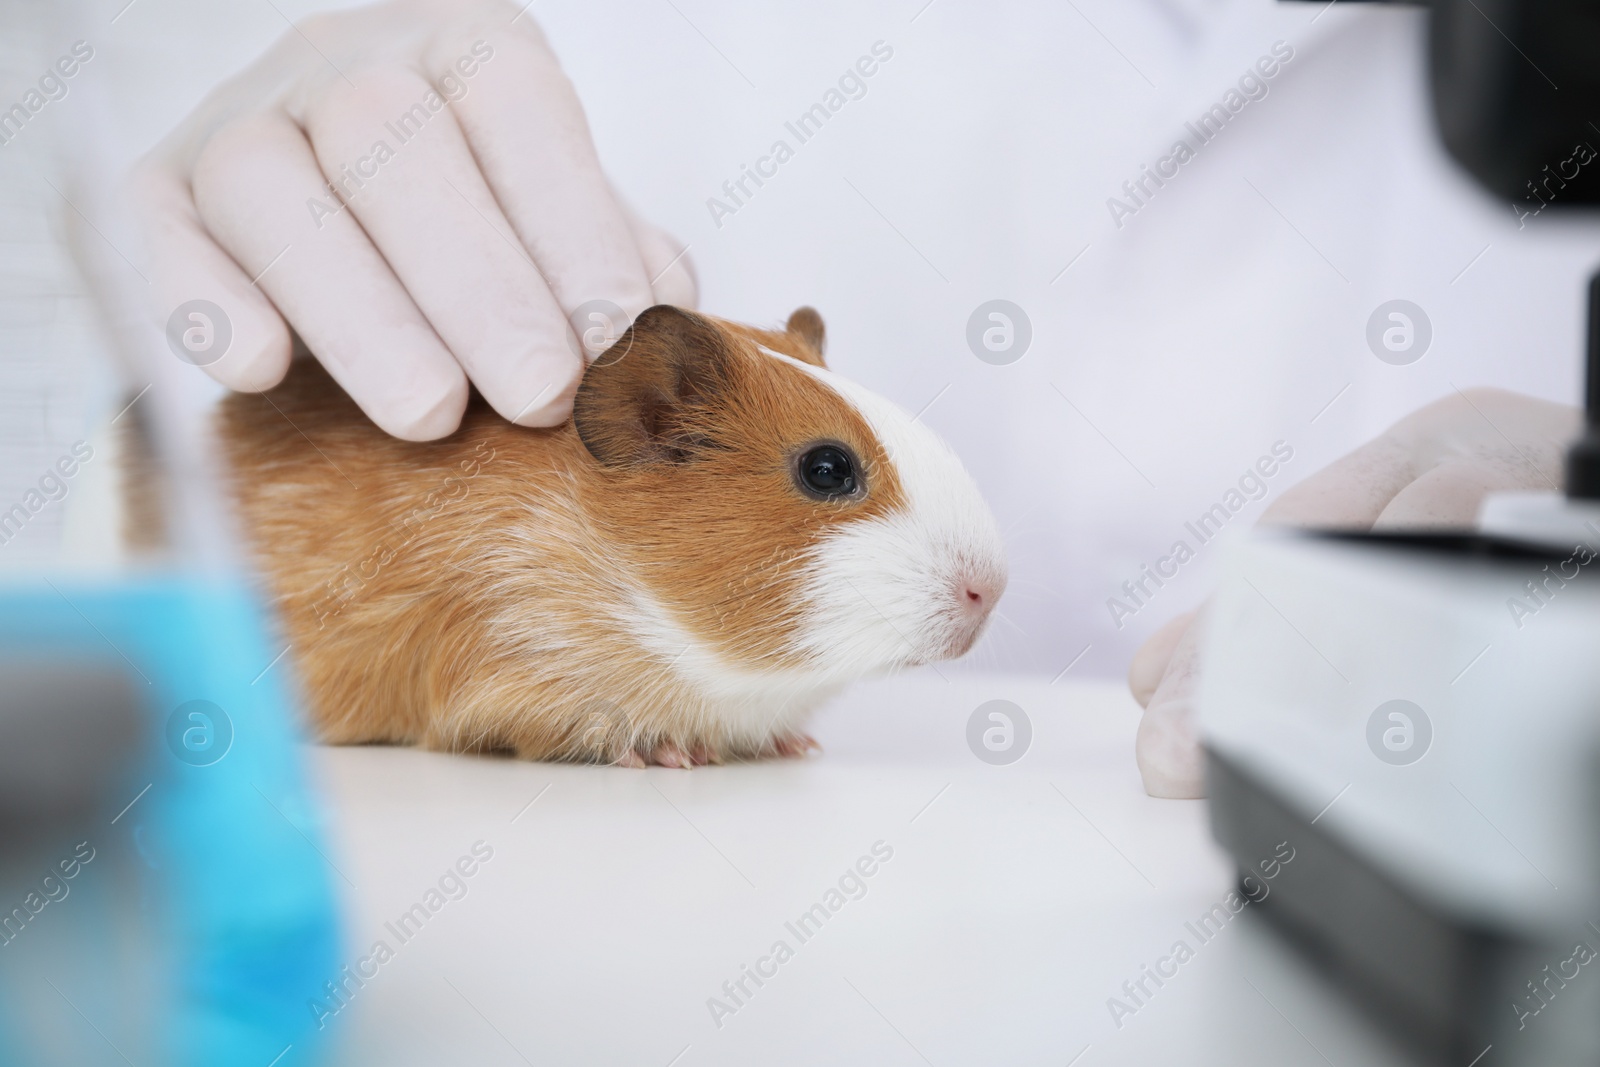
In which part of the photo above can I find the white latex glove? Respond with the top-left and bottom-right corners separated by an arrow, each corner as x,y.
1129,388 -> 1581,798
131,0 -> 696,440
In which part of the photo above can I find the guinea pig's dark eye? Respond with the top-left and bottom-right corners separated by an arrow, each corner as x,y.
796,444 -> 859,499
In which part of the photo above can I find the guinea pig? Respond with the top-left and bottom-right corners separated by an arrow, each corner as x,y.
218,305 -> 1007,766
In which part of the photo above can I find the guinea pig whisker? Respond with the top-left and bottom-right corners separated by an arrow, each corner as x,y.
1000,577 -> 1058,595
990,609 -> 1028,638
997,503 -> 1047,541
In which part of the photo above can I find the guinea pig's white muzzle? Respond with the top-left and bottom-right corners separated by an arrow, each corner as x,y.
795,514 -> 1009,674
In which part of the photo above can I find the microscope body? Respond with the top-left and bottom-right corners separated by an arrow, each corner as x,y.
1200,518 -> 1600,1065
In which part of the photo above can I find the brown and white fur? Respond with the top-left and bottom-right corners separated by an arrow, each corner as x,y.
219,306 -> 1006,766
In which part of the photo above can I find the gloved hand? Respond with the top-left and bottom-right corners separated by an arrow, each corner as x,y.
1129,388 -> 1580,798
131,0 -> 695,440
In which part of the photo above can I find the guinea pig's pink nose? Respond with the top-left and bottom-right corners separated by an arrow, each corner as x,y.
958,572 -> 1004,617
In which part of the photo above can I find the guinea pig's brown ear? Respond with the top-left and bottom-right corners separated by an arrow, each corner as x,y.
785,307 -> 826,367
573,305 -> 739,467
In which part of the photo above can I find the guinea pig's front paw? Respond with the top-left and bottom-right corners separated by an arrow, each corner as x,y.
615,740 -> 716,769
768,733 -> 821,760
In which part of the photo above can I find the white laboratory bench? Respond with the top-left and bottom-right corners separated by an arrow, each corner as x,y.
306,674 -> 1416,1067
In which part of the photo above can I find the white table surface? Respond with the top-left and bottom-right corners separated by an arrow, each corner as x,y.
307,675 -> 1415,1067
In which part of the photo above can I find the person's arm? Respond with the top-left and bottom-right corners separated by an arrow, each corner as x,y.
131,0 -> 695,440
1131,388 -> 1579,798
